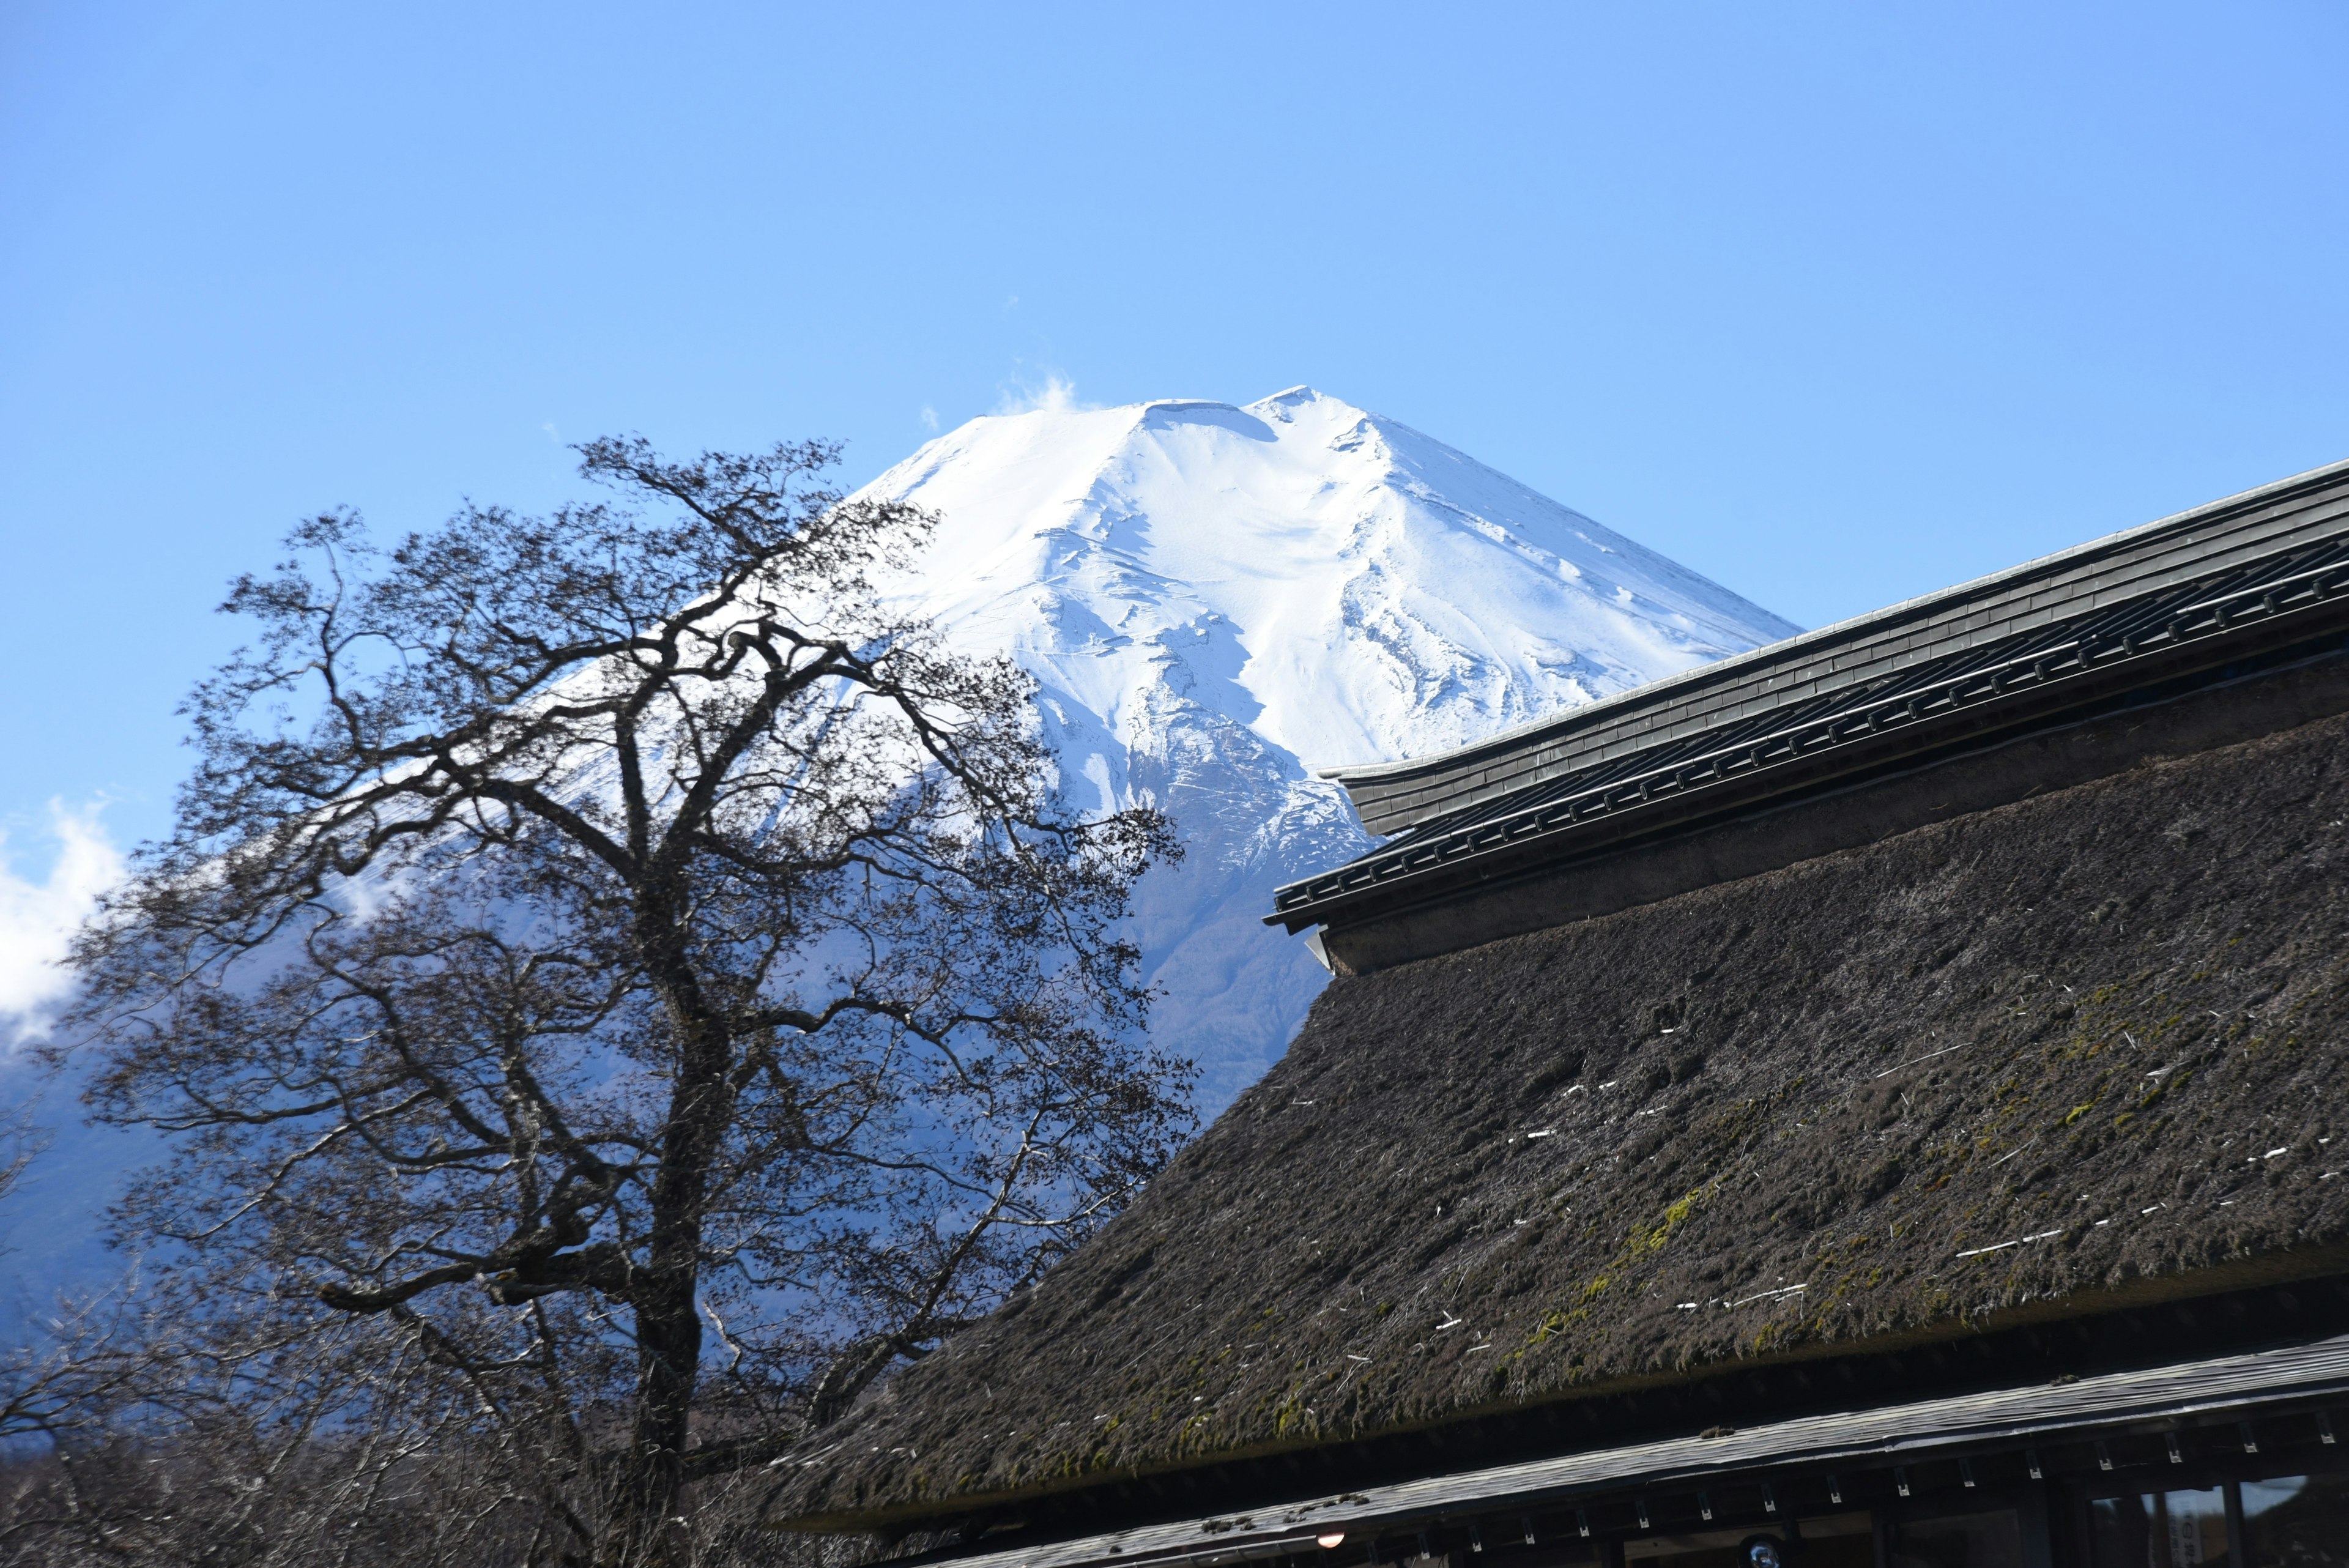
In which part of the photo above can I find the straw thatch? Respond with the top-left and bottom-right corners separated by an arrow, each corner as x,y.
771,705 -> 2349,1531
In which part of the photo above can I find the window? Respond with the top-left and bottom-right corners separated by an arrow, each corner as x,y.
1622,1514 -> 1874,1568
2092,1490 -> 2232,1568
2241,1474 -> 2349,1568
2093,1472 -> 2349,1568
1892,1509 -> 2027,1568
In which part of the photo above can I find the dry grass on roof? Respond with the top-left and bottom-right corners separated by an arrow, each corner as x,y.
773,707 -> 2349,1529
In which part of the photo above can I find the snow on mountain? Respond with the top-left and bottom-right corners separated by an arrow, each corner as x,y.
861,387 -> 1798,1110
0,387 -> 1797,1331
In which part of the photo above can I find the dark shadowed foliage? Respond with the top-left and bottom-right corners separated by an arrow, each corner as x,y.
29,439 -> 1193,1566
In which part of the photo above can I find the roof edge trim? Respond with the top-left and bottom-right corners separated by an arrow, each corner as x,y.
1312,455 -> 2349,797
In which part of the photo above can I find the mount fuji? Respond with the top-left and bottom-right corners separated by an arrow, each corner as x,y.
862,387 -> 1798,1112
0,387 -> 1797,1324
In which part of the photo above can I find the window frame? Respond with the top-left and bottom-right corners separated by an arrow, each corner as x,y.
2074,1450 -> 2349,1568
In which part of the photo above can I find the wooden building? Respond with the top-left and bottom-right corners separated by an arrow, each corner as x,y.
768,459 -> 2349,1568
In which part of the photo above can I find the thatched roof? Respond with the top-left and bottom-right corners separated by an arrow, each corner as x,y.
770,697 -> 2349,1533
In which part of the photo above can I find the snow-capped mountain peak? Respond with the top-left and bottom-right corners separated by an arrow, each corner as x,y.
861,388 -> 1795,1107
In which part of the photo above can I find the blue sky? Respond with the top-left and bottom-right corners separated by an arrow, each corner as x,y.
3,1 -> 2348,998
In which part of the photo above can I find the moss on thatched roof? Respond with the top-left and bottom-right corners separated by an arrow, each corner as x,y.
773,705 -> 2349,1530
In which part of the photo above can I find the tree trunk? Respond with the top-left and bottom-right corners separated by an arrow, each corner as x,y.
598,986 -> 730,1567
600,1276 -> 702,1567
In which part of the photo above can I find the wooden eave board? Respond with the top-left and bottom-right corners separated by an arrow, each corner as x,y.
913,1333 -> 2349,1568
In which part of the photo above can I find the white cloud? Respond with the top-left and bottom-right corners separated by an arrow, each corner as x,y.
919,405 -> 940,433
992,373 -> 1093,416
0,802 -> 125,1044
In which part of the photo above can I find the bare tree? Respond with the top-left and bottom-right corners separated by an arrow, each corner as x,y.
55,439 -> 1192,1564
0,1105 -> 69,1450
0,1111 -> 167,1561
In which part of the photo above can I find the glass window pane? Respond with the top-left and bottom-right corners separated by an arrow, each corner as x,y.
1623,1547 -> 1741,1568
2096,1495 -> 2159,1568
1624,1519 -> 1875,1568
1805,1528 -> 1879,1568
2162,1490 -> 2230,1568
1893,1510 -> 2025,1568
2243,1473 -> 2349,1568
2093,1490 -> 2235,1568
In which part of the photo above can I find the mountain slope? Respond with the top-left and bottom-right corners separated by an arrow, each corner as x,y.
863,388 -> 1797,1109
0,388 -> 1795,1332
